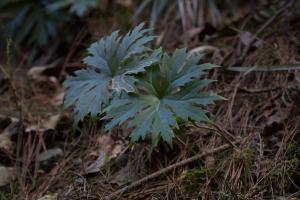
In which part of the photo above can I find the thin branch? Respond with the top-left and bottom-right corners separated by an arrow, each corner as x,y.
237,87 -> 281,94
193,122 -> 239,149
1,41 -> 27,195
105,142 -> 237,199
227,64 -> 300,73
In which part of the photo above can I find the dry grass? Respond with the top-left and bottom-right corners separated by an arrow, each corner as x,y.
0,1 -> 300,200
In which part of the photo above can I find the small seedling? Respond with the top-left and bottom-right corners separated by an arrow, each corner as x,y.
64,23 -> 224,146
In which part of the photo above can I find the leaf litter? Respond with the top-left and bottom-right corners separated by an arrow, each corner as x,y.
0,1 -> 300,199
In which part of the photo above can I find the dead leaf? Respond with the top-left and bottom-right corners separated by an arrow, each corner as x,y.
84,135 -> 126,174
0,166 -> 15,187
111,144 -> 123,158
27,66 -> 48,81
84,135 -> 112,174
27,63 -> 65,106
27,60 -> 62,82
188,45 -> 218,57
37,193 -> 58,200
97,134 -> 113,148
25,114 -> 61,133
43,114 -> 61,130
84,151 -> 107,174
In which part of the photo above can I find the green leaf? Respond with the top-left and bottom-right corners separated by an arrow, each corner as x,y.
111,74 -> 135,93
112,48 -> 163,93
63,69 -> 110,123
104,49 -> 224,146
64,23 -> 161,123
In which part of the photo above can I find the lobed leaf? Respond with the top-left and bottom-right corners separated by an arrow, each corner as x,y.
64,23 -> 160,123
64,24 -> 224,146
63,69 -> 110,123
104,48 -> 224,146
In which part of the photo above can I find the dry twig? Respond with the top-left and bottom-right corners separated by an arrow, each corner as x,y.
105,142 -> 238,199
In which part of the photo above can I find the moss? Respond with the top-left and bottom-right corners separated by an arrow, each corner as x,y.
240,149 -> 256,196
183,167 -> 209,195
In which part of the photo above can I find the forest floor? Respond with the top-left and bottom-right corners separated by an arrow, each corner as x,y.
0,1 -> 300,200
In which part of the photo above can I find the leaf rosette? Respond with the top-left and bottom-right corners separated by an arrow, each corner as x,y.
103,49 -> 224,146
63,23 -> 161,122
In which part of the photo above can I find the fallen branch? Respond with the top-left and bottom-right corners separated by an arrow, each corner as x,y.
227,64 -> 300,73
105,142 -> 237,199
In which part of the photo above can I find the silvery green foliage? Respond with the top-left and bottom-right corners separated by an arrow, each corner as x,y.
64,23 -> 223,146
63,23 -> 162,123
103,49 -> 224,146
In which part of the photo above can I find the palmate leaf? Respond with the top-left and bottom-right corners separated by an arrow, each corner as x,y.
63,23 -> 161,123
63,69 -> 110,122
104,49 -> 224,146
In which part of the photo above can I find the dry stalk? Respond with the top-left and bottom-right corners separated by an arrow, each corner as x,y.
0,41 -> 27,195
105,142 -> 239,199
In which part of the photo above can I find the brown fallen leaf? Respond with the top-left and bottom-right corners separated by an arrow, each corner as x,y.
43,114 -> 61,130
188,45 -> 218,57
27,60 -> 62,82
27,63 -> 65,106
84,151 -> 108,174
84,135 -> 126,174
27,66 -> 48,82
25,114 -> 61,133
